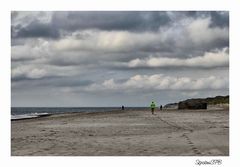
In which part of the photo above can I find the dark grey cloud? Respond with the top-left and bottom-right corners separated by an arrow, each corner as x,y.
11,11 -> 172,40
11,20 -> 60,39
11,11 -> 229,40
11,75 -> 49,82
11,56 -> 35,62
12,75 -> 93,88
209,11 -> 229,28
178,11 -> 229,28
51,11 -> 172,32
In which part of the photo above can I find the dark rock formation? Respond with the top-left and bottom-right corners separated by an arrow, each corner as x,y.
205,95 -> 229,105
178,100 -> 207,110
164,95 -> 229,110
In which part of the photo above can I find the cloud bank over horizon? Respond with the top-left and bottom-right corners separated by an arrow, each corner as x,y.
11,11 -> 229,107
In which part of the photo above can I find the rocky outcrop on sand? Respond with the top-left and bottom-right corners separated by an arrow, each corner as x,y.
164,95 -> 229,110
178,100 -> 207,109
204,95 -> 229,105
178,95 -> 229,110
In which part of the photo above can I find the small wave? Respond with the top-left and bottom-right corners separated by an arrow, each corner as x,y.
11,113 -> 50,120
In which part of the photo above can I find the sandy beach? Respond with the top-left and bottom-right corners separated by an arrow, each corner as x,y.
11,109 -> 229,156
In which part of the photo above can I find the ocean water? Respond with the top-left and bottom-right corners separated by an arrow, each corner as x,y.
11,107 -> 148,120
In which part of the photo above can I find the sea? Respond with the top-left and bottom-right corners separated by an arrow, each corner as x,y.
11,107 -> 148,120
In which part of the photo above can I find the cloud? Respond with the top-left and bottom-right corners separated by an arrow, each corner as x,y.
11,63 -> 83,82
11,11 -> 229,106
125,47 -> 229,68
12,66 -> 47,81
11,39 -> 51,61
11,12 -> 229,69
51,30 -> 165,53
11,11 -> 56,39
51,20 -> 228,54
50,16 -> 228,56
51,11 -> 171,32
178,11 -> 229,28
186,17 -> 228,45
209,11 -> 229,28
11,11 -> 172,40
12,20 -> 60,39
86,74 -> 228,92
11,11 -> 53,26
12,11 -> 228,40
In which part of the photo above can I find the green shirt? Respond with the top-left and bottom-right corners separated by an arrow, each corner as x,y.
150,102 -> 156,109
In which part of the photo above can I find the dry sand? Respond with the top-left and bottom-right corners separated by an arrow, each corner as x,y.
11,109 -> 229,156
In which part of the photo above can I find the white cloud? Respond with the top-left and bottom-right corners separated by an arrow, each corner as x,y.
187,17 -> 229,45
86,74 -> 228,92
11,64 -> 83,81
49,17 -> 228,56
12,11 -> 53,27
12,66 -> 47,79
12,39 -> 51,61
126,48 -> 228,68
51,30 -> 161,52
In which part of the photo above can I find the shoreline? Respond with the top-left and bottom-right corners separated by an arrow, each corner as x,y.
11,113 -> 53,121
11,109 -> 128,121
11,106 -> 228,121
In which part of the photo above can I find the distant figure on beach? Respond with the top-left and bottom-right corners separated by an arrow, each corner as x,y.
150,101 -> 156,114
122,105 -> 125,110
160,105 -> 163,110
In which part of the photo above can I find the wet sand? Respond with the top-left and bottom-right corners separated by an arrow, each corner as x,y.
11,109 -> 229,156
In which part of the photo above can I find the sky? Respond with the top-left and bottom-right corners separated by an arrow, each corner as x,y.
11,11 -> 229,107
